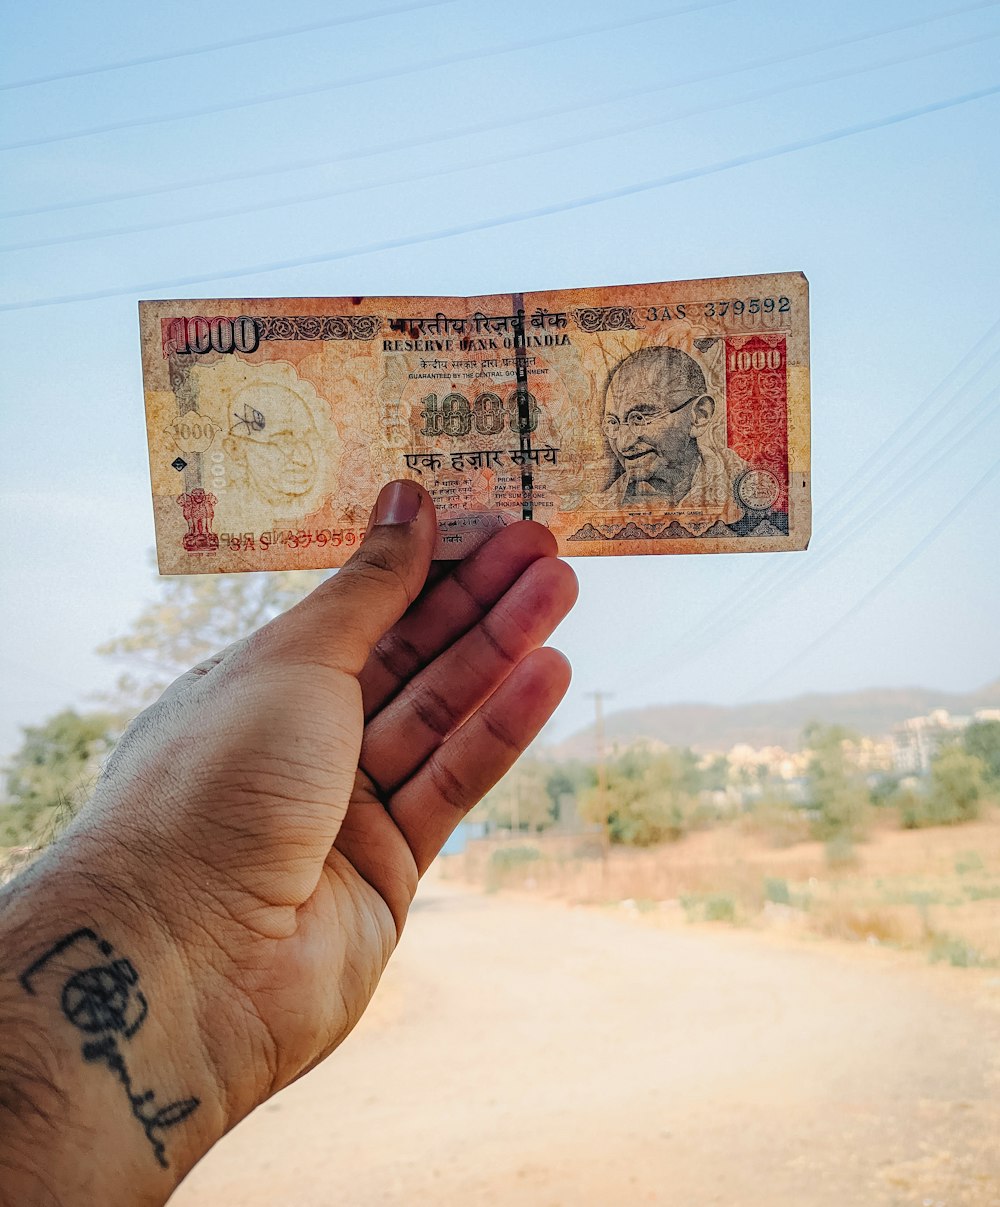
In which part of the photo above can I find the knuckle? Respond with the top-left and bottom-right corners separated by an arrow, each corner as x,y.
477,615 -> 520,666
372,628 -> 422,682
343,545 -> 413,606
482,711 -> 520,756
428,758 -> 469,814
450,565 -> 493,613
411,684 -> 458,741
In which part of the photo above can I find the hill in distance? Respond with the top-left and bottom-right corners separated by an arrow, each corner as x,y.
555,677 -> 1000,759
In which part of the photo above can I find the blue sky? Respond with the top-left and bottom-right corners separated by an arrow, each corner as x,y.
2,0 -> 999,756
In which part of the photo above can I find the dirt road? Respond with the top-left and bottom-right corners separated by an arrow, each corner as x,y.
170,876 -> 1000,1206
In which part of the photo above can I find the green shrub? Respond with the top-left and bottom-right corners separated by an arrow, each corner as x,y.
963,719 -> 1000,786
681,892 -> 736,923
803,723 -> 871,841
955,850 -> 984,875
928,933 -> 993,968
488,845 -> 541,869
901,748 -> 986,829
964,883 -> 1000,901
484,845 -> 542,892
763,877 -> 791,905
579,750 -> 699,847
705,894 -> 737,922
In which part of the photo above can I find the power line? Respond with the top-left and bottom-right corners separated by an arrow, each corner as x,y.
795,381 -> 1000,565
622,380 -> 1000,698
3,0 -> 993,219
597,316 -> 1000,701
739,378 -> 1000,631
653,327 -> 1000,662
0,0 -> 736,153
826,319 -> 1000,512
6,25 -> 997,255
742,345 -> 1000,582
0,0 -> 462,91
642,369 -> 1000,689
0,655 -> 92,699
4,81 -> 997,313
585,691 -> 614,848
745,454 -> 1000,698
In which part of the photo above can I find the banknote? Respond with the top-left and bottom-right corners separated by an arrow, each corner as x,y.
139,272 -> 810,573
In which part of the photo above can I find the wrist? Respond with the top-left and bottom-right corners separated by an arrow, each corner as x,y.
0,840 -> 225,1206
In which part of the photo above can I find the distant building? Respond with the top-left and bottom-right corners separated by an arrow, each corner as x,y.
890,707 -> 1000,774
722,743 -> 810,805
727,742 -> 808,783
852,735 -> 895,774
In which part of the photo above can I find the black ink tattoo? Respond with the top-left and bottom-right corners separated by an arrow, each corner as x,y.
19,927 -> 200,1169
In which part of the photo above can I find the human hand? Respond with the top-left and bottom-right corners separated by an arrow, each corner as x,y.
0,480 -> 576,1205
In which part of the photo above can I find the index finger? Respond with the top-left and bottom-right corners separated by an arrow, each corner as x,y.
358,520 -> 558,717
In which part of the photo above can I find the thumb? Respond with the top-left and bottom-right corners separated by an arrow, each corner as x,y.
271,479 -> 437,674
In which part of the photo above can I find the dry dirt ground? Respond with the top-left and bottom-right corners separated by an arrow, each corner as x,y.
170,874 -> 1000,1207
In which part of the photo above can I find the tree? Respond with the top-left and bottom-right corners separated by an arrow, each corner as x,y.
476,759 -> 555,831
542,760 -> 596,829
924,747 -> 985,826
963,719 -> 1000,787
2,567 -> 328,861
698,753 -> 730,794
580,747 -> 699,846
802,723 -> 871,841
98,566 -> 328,709
2,709 -> 119,846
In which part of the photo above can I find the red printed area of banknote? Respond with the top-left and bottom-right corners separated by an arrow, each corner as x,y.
139,272 -> 810,573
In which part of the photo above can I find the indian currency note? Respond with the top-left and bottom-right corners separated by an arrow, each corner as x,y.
139,272 -> 810,573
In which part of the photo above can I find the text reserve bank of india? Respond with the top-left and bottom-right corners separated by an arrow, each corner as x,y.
139,272 -> 810,574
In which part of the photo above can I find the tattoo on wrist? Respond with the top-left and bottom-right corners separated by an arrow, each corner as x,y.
18,927 -> 200,1169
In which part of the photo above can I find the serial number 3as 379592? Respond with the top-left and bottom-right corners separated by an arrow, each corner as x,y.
643,296 -> 792,322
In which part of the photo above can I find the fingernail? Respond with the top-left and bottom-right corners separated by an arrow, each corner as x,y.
373,479 -> 421,526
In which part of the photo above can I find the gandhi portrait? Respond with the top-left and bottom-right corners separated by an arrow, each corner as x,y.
224,381 -> 328,519
597,345 -> 749,532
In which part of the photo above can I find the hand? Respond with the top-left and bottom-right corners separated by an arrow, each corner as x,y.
0,480 -> 576,1205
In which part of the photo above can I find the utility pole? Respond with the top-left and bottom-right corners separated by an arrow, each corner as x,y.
585,691 -> 614,871
585,690 -> 613,803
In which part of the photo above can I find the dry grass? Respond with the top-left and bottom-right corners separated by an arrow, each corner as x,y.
442,808 -> 1000,966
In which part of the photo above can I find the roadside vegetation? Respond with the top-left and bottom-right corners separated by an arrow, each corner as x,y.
446,719 -> 1000,969
2,567 -> 998,971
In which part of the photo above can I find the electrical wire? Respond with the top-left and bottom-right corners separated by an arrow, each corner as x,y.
583,312 -> 1000,702
0,0 -> 462,91
745,453 -> 1000,697
0,0 -> 736,152
607,383 -> 998,700
4,25 -> 996,255
3,81 -> 997,312
646,365 -> 1000,684
0,656 -> 93,698
615,380 -> 1000,701
828,324 -> 1000,510
651,327 -> 1000,660
2,0 -> 993,219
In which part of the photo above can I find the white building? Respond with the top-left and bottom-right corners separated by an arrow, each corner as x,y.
890,708 -> 999,774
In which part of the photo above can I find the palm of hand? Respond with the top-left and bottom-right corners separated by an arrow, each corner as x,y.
89,514 -> 575,1125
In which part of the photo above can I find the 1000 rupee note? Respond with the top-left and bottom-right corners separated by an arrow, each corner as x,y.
139,272 -> 810,573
